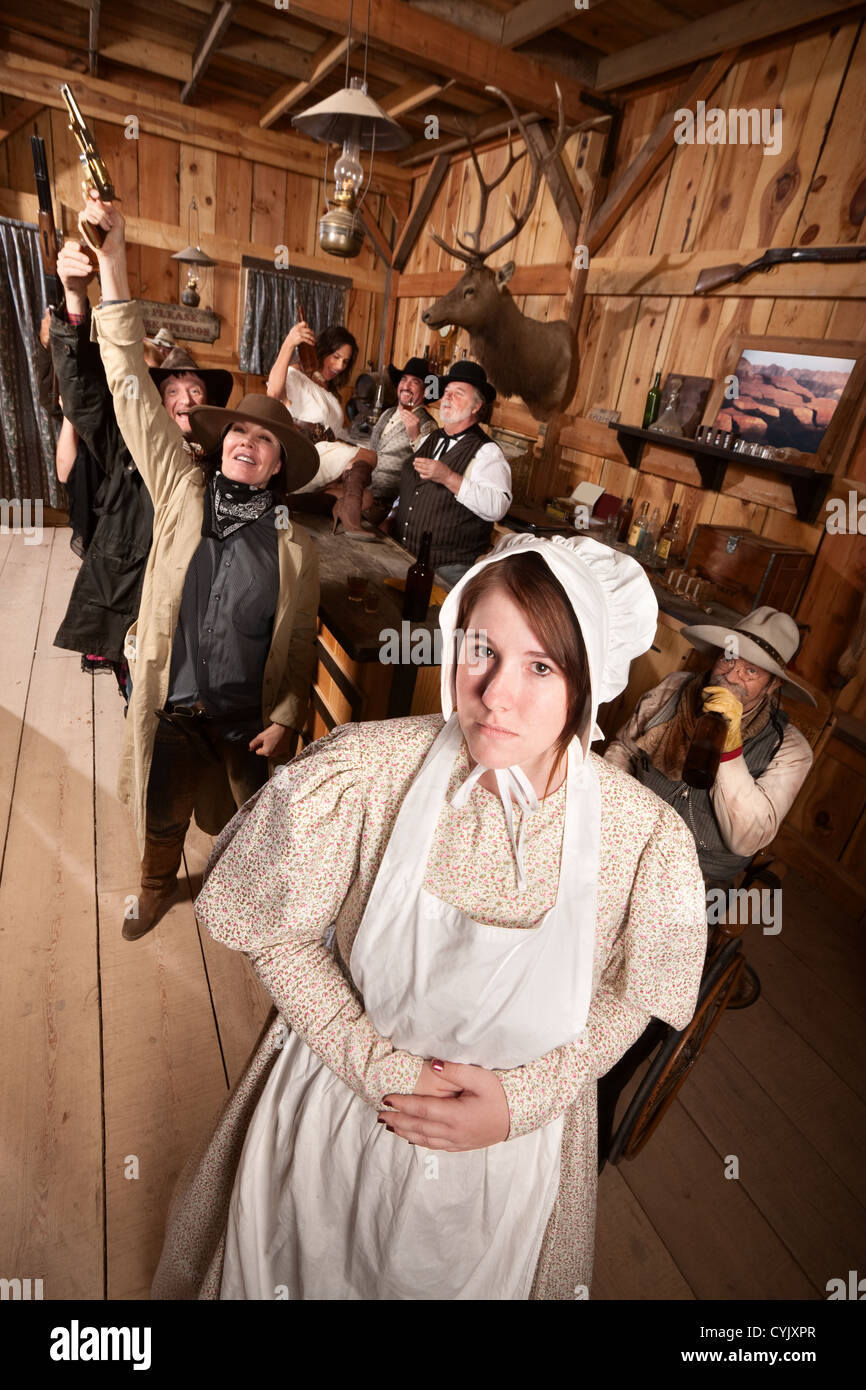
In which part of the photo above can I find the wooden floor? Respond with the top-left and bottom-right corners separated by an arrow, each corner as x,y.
1,527 -> 865,1301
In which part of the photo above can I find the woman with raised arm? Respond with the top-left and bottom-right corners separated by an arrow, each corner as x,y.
82,193 -> 321,942
266,318 -> 358,442
152,533 -> 707,1300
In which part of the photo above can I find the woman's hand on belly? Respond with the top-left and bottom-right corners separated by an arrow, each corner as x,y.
381,1062 -> 510,1151
413,1060 -> 463,1099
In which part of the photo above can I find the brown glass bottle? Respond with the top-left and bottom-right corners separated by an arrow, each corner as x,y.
403,531 -> 434,621
655,502 -> 681,564
615,495 -> 634,543
682,711 -> 728,789
296,304 -> 323,382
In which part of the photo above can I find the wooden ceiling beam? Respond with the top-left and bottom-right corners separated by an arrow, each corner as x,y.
0,185 -> 388,293
392,150 -> 449,272
405,1 -> 502,44
88,0 -> 100,76
258,35 -> 352,129
0,50 -> 411,194
359,204 -> 393,267
586,51 -> 735,253
501,0 -> 608,50
397,105 -> 614,168
181,0 -> 238,104
381,78 -> 452,119
524,118 -> 584,250
259,0 -> 601,122
0,97 -> 44,144
594,0 -> 859,91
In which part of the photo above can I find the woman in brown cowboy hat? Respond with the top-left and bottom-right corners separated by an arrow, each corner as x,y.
81,193 -> 321,941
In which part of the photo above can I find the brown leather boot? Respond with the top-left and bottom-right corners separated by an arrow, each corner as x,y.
122,835 -> 184,941
331,458 -> 376,538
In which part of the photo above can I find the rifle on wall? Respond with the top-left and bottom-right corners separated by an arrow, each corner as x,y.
30,133 -> 62,306
694,245 -> 866,295
60,82 -> 116,252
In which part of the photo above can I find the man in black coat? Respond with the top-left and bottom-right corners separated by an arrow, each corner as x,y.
50,240 -> 232,695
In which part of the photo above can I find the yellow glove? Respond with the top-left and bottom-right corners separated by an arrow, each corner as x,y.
702,685 -> 743,752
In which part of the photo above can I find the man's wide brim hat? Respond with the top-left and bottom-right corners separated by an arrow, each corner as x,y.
437,359 -> 496,403
387,357 -> 429,388
143,326 -> 176,351
149,347 -> 234,409
185,394 -> 320,492
682,606 -> 816,706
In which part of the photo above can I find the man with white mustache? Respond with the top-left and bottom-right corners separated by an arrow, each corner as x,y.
605,607 -> 815,885
390,360 -> 512,587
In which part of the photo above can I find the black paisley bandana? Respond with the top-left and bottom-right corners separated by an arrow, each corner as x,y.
202,471 -> 276,540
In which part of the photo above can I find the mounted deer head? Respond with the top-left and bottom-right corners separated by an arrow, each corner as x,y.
422,85 -> 581,422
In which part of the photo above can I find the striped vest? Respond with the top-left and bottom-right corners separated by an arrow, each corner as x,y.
393,425 -> 494,570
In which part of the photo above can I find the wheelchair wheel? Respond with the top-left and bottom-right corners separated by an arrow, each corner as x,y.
725,961 -> 761,1010
607,937 -> 745,1163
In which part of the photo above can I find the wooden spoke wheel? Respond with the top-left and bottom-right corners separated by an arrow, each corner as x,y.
607,938 -> 745,1164
725,961 -> 762,1010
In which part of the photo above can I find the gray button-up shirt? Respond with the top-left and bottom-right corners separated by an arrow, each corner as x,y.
167,510 -> 280,718
368,404 -> 436,503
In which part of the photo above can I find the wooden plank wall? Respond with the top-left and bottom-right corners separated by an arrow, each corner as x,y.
0,98 -> 393,391
393,19 -> 866,723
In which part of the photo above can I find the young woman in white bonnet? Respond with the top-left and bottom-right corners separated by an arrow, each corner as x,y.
152,533 -> 707,1300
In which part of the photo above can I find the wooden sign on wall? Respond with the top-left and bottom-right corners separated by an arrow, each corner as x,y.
136,299 -> 221,344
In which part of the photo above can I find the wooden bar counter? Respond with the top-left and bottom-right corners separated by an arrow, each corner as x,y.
298,514 -> 449,742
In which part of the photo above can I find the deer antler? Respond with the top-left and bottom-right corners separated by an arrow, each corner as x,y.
427,115 -> 528,264
426,86 -> 570,267
475,83 -> 569,261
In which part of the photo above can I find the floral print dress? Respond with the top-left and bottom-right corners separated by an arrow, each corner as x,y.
152,713 -> 707,1301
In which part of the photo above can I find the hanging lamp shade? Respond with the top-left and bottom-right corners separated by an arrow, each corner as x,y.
292,82 -> 411,151
171,244 -> 217,267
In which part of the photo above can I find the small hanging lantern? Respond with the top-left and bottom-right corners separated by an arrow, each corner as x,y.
171,197 -> 216,306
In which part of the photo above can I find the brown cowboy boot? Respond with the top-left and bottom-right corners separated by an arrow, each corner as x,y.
331,458 -> 376,539
121,835 -> 185,941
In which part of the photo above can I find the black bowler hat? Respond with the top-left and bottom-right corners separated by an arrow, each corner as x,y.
387,356 -> 429,388
437,359 -> 496,404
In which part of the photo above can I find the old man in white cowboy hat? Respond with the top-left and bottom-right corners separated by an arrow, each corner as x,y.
604,606 -> 815,883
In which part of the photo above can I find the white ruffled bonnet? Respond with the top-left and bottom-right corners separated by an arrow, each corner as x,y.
439,532 -> 659,757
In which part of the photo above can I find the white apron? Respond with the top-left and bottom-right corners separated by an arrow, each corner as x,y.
220,716 -> 601,1300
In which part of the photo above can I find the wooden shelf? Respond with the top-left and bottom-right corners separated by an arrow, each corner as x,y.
609,423 -> 833,524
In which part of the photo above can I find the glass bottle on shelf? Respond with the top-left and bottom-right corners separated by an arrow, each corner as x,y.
649,375 -> 685,436
615,495 -> 634,543
403,531 -> 434,622
642,371 -> 662,428
627,500 -> 650,552
655,503 -> 681,566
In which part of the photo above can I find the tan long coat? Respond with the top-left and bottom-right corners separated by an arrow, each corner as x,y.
92,303 -> 320,853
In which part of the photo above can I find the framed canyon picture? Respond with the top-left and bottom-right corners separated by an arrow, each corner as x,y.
704,335 -> 866,473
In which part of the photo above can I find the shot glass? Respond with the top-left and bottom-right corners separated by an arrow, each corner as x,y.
347,573 -> 367,603
363,584 -> 380,614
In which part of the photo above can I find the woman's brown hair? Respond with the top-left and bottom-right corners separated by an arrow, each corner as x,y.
454,552 -> 591,781
315,325 -> 358,395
